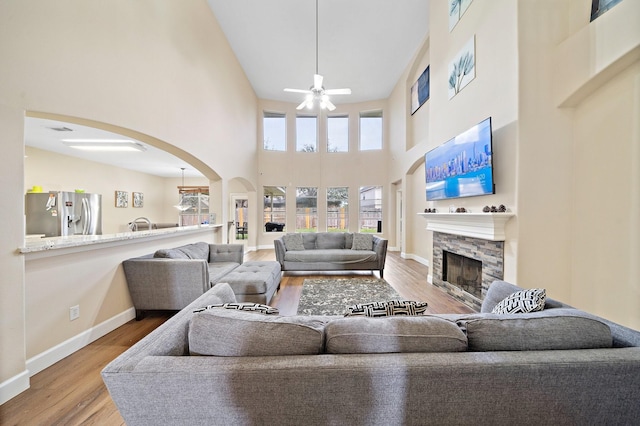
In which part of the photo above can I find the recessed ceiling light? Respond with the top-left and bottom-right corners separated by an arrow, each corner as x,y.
61,139 -> 147,152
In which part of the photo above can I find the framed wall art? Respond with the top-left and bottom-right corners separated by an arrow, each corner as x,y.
410,66 -> 430,115
115,190 -> 128,208
133,192 -> 144,208
448,36 -> 475,99
449,0 -> 473,32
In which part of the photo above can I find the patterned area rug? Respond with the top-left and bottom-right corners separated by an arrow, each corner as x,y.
297,278 -> 402,316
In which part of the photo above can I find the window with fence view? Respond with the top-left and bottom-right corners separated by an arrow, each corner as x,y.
263,186 -> 286,232
327,187 -> 348,231
296,187 -> 317,232
359,186 -> 382,233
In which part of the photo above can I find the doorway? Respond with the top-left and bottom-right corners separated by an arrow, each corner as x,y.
232,197 -> 248,242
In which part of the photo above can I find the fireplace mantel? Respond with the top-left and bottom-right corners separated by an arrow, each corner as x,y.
417,212 -> 514,241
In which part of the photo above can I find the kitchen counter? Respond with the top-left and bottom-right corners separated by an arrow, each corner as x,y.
18,224 -> 222,255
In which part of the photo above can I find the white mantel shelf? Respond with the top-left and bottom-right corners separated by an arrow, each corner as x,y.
417,212 -> 515,241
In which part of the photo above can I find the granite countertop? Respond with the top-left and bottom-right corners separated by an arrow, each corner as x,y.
18,224 -> 222,254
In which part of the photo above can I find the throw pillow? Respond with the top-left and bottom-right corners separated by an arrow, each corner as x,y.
491,288 -> 546,314
351,233 -> 373,250
193,302 -> 279,315
188,309 -> 327,356
325,316 -> 468,354
282,233 -> 305,251
345,300 -> 428,317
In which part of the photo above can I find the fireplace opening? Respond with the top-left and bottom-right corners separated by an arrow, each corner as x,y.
443,251 -> 482,298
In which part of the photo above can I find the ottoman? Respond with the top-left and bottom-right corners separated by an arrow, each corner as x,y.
221,261 -> 281,304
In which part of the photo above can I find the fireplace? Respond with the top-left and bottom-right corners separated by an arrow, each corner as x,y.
443,251 -> 482,298
432,232 -> 504,310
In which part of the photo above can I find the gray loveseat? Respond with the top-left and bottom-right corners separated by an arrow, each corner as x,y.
274,232 -> 388,277
123,242 -> 280,319
102,280 -> 640,425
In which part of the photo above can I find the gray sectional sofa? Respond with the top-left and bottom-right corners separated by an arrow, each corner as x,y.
123,242 -> 280,319
102,280 -> 640,425
274,232 -> 388,277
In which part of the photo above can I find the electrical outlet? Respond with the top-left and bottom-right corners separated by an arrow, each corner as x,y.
69,305 -> 80,321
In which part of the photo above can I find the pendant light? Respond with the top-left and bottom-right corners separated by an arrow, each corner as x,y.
174,168 -> 190,211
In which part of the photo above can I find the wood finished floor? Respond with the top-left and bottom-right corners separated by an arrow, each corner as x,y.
0,250 -> 473,425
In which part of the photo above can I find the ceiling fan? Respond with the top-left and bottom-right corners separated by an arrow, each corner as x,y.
284,0 -> 351,111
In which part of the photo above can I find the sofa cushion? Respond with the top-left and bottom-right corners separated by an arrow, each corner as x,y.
491,288 -> 546,314
345,300 -> 428,317
282,233 -> 305,251
194,302 -> 279,315
316,232 -> 345,249
284,249 -> 377,263
301,233 -> 318,249
208,262 -> 241,284
154,242 -> 209,260
458,309 -> 613,351
325,316 -> 468,354
352,233 -> 373,250
188,309 -> 327,356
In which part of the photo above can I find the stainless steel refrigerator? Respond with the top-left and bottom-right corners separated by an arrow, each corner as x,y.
26,192 -> 102,237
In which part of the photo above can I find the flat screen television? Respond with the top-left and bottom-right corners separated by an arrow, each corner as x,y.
425,117 -> 494,201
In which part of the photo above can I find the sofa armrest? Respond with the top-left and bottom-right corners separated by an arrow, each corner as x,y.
372,236 -> 388,273
208,244 -> 244,264
274,238 -> 286,268
123,258 -> 210,312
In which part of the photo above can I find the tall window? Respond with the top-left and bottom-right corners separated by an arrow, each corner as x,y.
359,110 -> 383,151
263,112 -> 286,151
327,187 -> 349,232
296,187 -> 317,232
359,186 -> 382,233
296,115 -> 317,152
327,115 -> 349,152
263,186 -> 286,232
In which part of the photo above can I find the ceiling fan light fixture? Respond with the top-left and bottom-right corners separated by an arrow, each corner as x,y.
283,0 -> 350,110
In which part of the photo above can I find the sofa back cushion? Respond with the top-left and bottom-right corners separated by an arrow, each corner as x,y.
458,309 -> 613,351
154,242 -> 209,260
208,244 -> 243,263
188,309 -> 328,356
315,232 -> 345,249
325,316 -> 468,354
301,233 -> 318,250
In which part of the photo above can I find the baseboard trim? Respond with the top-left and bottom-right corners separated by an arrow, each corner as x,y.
26,307 -> 136,377
403,253 -> 429,267
0,370 -> 29,405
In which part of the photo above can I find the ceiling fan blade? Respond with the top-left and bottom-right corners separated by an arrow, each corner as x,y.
324,88 -> 352,95
313,74 -> 323,90
296,100 -> 308,110
323,98 -> 336,111
284,88 -> 312,94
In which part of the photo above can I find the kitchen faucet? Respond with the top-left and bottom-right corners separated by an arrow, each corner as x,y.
129,217 -> 152,231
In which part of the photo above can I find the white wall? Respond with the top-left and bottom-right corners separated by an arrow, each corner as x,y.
0,0 -> 257,401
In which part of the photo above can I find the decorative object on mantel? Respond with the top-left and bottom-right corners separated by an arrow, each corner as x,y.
115,190 -> 128,208
483,204 -> 507,213
455,207 -> 467,213
424,208 -> 437,213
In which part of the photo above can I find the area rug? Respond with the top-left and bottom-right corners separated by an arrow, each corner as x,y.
297,278 -> 402,316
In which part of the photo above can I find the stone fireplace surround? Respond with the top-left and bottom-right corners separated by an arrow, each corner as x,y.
432,232 -> 504,310
418,212 -> 514,311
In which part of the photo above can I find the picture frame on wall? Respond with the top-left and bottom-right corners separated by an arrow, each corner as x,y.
449,0 -> 473,32
590,0 -> 623,22
133,192 -> 144,208
115,190 -> 128,208
410,66 -> 430,115
448,36 -> 476,99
